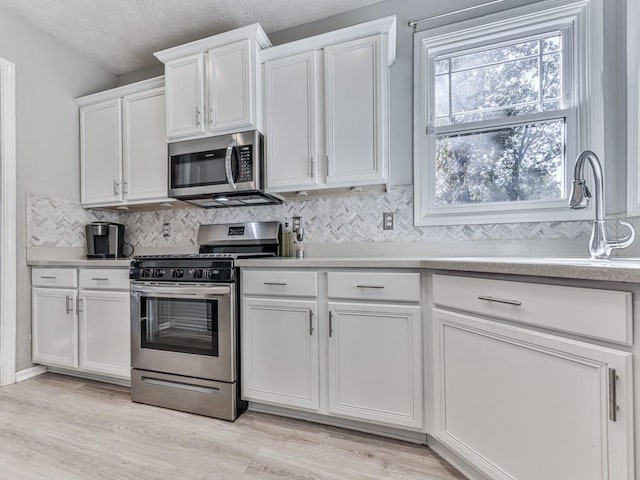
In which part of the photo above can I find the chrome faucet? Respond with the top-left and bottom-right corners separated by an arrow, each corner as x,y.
569,150 -> 635,259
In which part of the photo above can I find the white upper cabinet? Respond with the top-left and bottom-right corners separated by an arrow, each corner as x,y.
155,24 -> 271,141
261,16 -> 396,194
77,76 -> 172,208
165,54 -> 205,138
123,87 -> 169,203
264,51 -> 322,191
325,35 -> 387,186
208,40 -> 253,132
80,99 -> 123,206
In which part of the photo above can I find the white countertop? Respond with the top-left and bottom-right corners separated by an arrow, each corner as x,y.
235,256 -> 640,283
27,258 -> 131,267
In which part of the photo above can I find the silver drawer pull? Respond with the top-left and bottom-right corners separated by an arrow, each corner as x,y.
91,277 -> 110,281
263,282 -> 287,286
478,295 -> 522,306
609,368 -> 619,422
40,275 -> 57,280
142,377 -> 219,394
356,284 -> 385,289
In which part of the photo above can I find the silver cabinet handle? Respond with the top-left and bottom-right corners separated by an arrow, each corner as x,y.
208,106 -> 214,125
609,368 -> 618,422
39,275 -> 56,280
91,277 -> 110,281
65,295 -> 74,314
477,295 -> 522,306
123,181 -> 128,194
356,284 -> 385,289
195,106 -> 201,126
113,180 -> 119,196
329,310 -> 334,337
326,155 -> 331,176
77,297 -> 83,313
309,157 -> 315,178
309,310 -> 313,336
263,282 -> 287,286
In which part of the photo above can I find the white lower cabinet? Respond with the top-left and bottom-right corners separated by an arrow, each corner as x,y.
433,308 -> 634,480
32,287 -> 78,369
79,290 -> 131,379
32,268 -> 131,382
327,302 -> 422,429
241,268 -> 423,431
242,297 -> 319,411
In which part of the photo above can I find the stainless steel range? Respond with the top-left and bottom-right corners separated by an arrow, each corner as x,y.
129,221 -> 281,420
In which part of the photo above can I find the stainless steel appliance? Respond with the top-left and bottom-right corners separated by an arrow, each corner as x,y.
129,221 -> 281,420
86,222 -> 125,259
168,130 -> 282,208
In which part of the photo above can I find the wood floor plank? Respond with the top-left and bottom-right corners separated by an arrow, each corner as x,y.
0,374 -> 465,480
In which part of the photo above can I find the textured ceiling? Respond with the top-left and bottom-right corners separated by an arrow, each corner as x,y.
0,0 -> 384,75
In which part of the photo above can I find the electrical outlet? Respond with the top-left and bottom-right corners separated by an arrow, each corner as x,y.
162,223 -> 171,237
383,212 -> 394,230
292,216 -> 302,232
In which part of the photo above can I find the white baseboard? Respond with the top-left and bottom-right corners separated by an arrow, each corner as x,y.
248,402 -> 428,444
427,435 -> 488,480
15,365 -> 48,383
46,367 -> 131,387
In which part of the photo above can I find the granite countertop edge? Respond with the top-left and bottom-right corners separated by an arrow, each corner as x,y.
27,259 -> 132,267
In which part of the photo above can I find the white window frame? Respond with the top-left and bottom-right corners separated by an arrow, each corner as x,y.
413,0 -> 604,226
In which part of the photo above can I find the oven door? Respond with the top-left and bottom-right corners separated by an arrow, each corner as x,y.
130,282 -> 236,382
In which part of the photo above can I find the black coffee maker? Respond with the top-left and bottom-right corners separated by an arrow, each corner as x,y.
86,222 -> 125,258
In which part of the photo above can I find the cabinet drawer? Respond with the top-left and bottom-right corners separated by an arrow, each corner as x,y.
327,272 -> 420,303
79,269 -> 130,290
242,270 -> 318,297
32,268 -> 78,288
433,274 -> 632,345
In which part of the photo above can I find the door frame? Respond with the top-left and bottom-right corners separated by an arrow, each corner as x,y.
0,57 -> 16,386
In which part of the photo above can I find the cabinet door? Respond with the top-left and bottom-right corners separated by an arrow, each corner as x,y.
79,290 -> 130,379
32,288 -> 78,368
165,53 -> 205,138
327,302 -> 423,429
324,34 -> 388,187
264,51 -> 322,192
80,99 -> 123,206
242,297 -> 319,411
123,87 -> 169,203
433,309 -> 634,480
208,39 -> 254,133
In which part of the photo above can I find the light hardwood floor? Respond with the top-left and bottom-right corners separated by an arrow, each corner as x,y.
0,374 -> 465,480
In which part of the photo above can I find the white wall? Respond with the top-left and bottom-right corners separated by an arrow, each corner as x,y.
0,3 -> 118,371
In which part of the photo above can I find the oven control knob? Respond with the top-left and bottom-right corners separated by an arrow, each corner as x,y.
173,269 -> 184,278
142,268 -> 151,277
153,269 -> 164,278
194,269 -> 203,279
207,269 -> 219,279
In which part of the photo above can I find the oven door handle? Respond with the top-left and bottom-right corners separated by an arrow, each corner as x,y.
225,139 -> 237,191
131,284 -> 231,297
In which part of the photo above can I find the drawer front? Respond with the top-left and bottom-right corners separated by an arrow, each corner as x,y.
242,270 -> 318,297
32,268 -> 78,288
79,268 -> 130,290
433,274 -> 632,345
328,272 -> 421,303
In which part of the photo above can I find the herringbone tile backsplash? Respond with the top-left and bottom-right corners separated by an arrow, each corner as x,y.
28,187 -> 594,250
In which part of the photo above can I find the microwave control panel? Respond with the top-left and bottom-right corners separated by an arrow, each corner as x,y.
237,145 -> 253,183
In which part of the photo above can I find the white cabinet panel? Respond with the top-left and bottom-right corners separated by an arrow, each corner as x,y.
32,288 -> 78,369
242,269 -> 318,297
325,35 -> 387,186
165,54 -> 205,138
327,302 -> 423,429
264,51 -> 321,191
208,40 -> 254,132
242,297 -> 319,411
32,268 -> 78,288
327,271 -> 420,303
123,87 -> 169,203
79,290 -> 131,379
80,99 -> 122,206
434,308 -> 634,480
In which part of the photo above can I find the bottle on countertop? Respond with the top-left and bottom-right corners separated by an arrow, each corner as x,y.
281,221 -> 291,257
294,227 -> 304,259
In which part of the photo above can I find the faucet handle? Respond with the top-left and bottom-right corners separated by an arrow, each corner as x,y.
609,220 -> 635,251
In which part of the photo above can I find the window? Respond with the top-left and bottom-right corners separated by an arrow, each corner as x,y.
413,0 -> 604,226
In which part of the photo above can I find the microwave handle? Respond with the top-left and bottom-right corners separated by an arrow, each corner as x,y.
225,139 -> 237,191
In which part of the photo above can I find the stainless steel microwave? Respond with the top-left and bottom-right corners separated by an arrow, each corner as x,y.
168,131 -> 282,208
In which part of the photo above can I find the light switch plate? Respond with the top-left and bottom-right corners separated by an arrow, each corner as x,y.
383,212 -> 394,230
162,223 -> 171,237
292,216 -> 302,232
